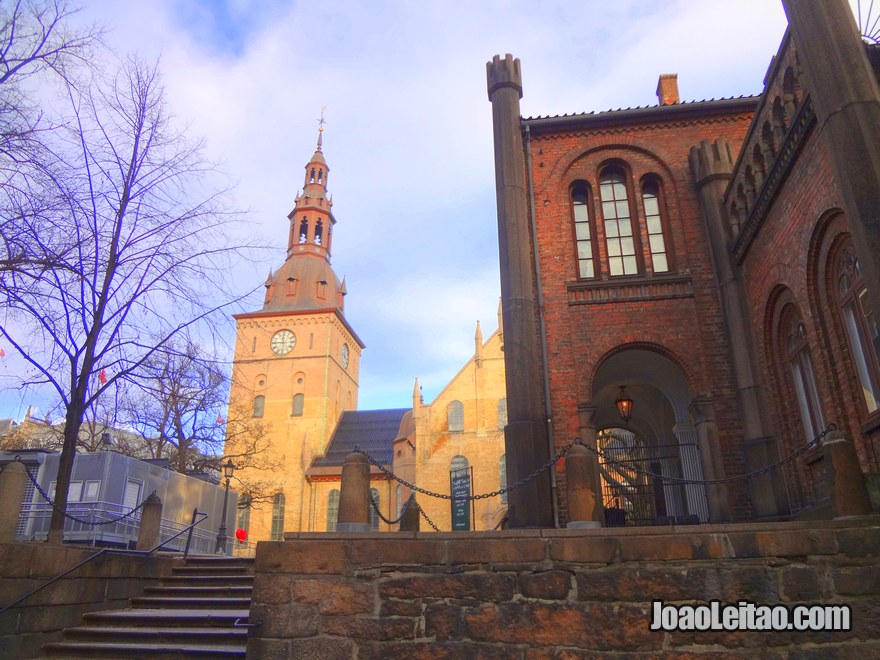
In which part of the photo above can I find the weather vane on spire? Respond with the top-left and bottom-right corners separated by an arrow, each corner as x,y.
317,107 -> 327,132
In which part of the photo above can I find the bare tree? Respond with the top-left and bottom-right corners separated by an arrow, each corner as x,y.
123,338 -> 277,482
0,55 -> 250,543
0,0 -> 100,278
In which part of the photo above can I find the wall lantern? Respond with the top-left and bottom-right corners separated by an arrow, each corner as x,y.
615,386 -> 633,423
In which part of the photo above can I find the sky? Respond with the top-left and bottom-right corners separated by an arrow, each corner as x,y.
0,0 -> 803,420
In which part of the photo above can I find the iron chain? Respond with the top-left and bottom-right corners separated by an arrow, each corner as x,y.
16,456 -> 155,526
368,492 -> 416,526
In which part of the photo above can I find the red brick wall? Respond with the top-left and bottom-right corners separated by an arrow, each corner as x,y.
527,111 -> 755,520
247,523 -> 880,657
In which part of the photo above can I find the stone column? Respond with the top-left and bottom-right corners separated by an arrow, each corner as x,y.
337,452 -> 370,532
136,492 -> 162,551
0,461 -> 28,543
823,430 -> 872,517
576,404 -> 604,524
689,140 -> 788,517
565,443 -> 600,528
487,54 -> 553,528
783,0 -> 880,322
689,398 -> 731,522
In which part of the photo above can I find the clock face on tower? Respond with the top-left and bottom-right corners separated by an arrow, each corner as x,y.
342,343 -> 350,368
270,330 -> 296,355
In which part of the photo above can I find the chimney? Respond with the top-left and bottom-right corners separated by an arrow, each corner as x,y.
656,73 -> 679,106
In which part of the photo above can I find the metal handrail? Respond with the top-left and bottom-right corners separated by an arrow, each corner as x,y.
0,509 -> 210,616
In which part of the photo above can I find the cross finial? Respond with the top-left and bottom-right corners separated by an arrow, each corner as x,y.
317,107 -> 327,132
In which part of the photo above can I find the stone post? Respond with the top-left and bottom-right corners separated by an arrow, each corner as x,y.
486,53 -> 553,528
398,497 -> 420,532
576,404 -> 604,524
0,461 -> 28,543
565,444 -> 601,528
337,452 -> 370,532
783,0 -> 880,324
688,140 -> 788,518
823,430 -> 873,518
689,398 -> 731,522
136,492 -> 162,551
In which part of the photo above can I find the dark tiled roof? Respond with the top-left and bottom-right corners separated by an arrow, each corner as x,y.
311,408 -> 410,468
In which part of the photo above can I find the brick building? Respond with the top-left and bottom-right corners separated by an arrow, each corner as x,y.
487,0 -> 880,526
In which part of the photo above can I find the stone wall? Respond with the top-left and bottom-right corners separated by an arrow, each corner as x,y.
0,542 -> 173,658
248,519 -> 880,658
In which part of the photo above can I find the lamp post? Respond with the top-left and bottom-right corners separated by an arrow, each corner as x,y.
215,459 -> 234,554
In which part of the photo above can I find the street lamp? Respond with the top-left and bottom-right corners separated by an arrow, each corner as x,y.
615,386 -> 633,423
215,458 -> 235,554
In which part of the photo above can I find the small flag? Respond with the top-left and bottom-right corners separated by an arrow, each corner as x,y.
0,347 -> 5,357
216,414 -> 225,424
99,368 -> 107,385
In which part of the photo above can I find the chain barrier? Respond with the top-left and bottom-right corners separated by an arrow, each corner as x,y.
354,437 -> 578,503
368,492 -> 416,526
581,423 -> 838,486
418,504 -> 441,532
15,456 -> 155,526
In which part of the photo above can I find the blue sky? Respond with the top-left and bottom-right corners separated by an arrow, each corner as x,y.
1,0 -> 798,420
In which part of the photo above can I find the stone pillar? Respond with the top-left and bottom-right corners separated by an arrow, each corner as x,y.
689,398 -> 731,522
688,140 -> 788,518
337,452 -> 370,532
399,497 -> 420,532
136,492 -> 162,551
487,54 -> 553,528
565,443 -> 601,528
576,404 -> 604,524
823,430 -> 873,518
0,461 -> 28,543
783,0 -> 880,324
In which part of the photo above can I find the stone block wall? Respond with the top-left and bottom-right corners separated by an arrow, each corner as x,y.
248,519 -> 880,658
0,542 -> 173,658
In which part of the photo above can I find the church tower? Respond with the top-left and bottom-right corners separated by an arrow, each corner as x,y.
226,126 -> 363,541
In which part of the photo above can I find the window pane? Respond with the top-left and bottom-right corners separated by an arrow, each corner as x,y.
643,196 -> 659,215
327,490 -> 339,532
579,259 -> 594,278
575,223 -> 591,240
620,237 -> 634,255
619,221 -> 633,237
604,220 -> 619,238
577,243 -> 592,259
623,256 -> 638,274
602,201 -> 616,218
652,253 -> 668,273
649,234 -> 665,253
844,302 -> 880,412
647,216 -> 662,235
609,257 -> 623,276
573,203 -> 589,223
607,240 -> 621,257
616,200 -> 629,218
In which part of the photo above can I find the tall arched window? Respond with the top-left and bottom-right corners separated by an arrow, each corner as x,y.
396,485 -> 403,517
571,181 -> 596,278
299,217 -> 308,243
315,219 -> 323,246
327,489 -> 340,531
782,306 -> 825,442
236,494 -> 252,539
292,393 -> 304,417
642,179 -> 670,273
252,395 -> 265,418
497,398 -> 507,429
270,493 -> 285,540
447,400 -> 464,432
837,245 -> 880,413
599,168 -> 639,276
369,488 -> 380,531
499,454 -> 507,505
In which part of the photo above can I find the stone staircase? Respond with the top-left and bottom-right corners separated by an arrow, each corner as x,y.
42,556 -> 255,658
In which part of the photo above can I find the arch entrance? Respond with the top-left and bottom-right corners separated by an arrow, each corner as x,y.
592,349 -> 709,525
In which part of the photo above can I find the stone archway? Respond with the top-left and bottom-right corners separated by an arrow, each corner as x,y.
591,348 -> 711,525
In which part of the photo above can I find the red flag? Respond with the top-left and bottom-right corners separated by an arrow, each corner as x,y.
99,368 -> 107,385
0,347 -> 5,357
217,414 -> 225,424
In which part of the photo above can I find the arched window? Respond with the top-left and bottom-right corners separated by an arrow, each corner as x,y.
270,493 -> 285,540
309,167 -> 316,183
642,179 -> 670,273
299,217 -> 308,243
252,395 -> 265,418
447,400 -> 464,432
286,277 -> 298,296
369,488 -> 380,531
837,245 -> 880,413
292,393 -> 304,417
315,219 -> 323,246
499,454 -> 507,505
327,489 -> 340,531
497,398 -> 507,429
451,455 -> 469,473
599,168 -> 639,276
571,181 -> 596,278
782,306 -> 825,441
236,494 -> 252,538
396,485 -> 403,517
318,168 -> 323,184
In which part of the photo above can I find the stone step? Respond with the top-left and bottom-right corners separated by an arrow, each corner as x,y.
171,565 -> 254,577
43,639 -> 245,657
130,595 -> 252,609
145,585 -> 253,597
161,574 -> 254,585
83,608 -> 251,627
62,624 -> 247,644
